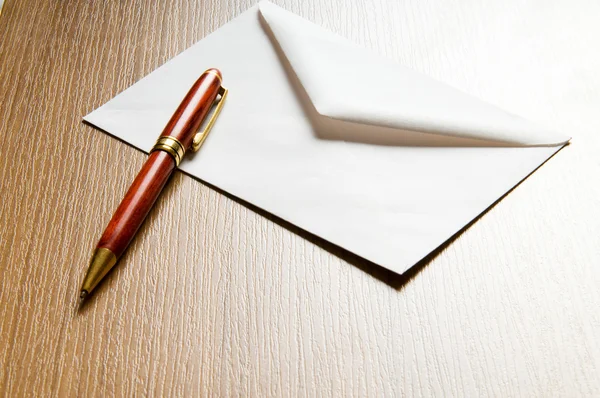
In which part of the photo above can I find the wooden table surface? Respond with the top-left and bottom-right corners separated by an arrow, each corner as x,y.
1,0 -> 599,396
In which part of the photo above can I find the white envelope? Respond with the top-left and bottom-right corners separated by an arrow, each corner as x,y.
84,1 -> 569,275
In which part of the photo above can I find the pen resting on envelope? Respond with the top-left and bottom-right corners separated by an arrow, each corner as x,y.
80,69 -> 228,300
84,1 -> 569,275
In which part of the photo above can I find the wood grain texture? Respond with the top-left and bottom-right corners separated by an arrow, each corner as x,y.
0,0 -> 599,396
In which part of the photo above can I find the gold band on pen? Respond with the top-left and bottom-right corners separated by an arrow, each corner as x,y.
151,136 -> 186,166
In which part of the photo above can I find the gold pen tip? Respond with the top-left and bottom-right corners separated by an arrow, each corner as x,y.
80,290 -> 88,300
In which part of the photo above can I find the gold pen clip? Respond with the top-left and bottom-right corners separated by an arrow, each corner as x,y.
192,86 -> 228,152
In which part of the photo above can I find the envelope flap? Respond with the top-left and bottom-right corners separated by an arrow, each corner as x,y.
258,1 -> 568,146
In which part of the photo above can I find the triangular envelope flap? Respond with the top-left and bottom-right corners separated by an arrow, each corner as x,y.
258,1 -> 568,146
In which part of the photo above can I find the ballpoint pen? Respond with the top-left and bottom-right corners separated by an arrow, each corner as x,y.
79,68 -> 228,301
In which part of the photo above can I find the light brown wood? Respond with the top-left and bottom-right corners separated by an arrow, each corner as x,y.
1,0 -> 599,396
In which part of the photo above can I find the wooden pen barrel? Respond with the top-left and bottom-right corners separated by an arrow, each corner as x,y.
96,69 -> 222,258
97,150 -> 175,257
158,68 -> 222,150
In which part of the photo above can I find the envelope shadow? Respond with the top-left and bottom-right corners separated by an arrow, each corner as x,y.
184,143 -> 565,291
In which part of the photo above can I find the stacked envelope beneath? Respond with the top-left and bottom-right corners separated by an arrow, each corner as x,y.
85,1 -> 569,275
